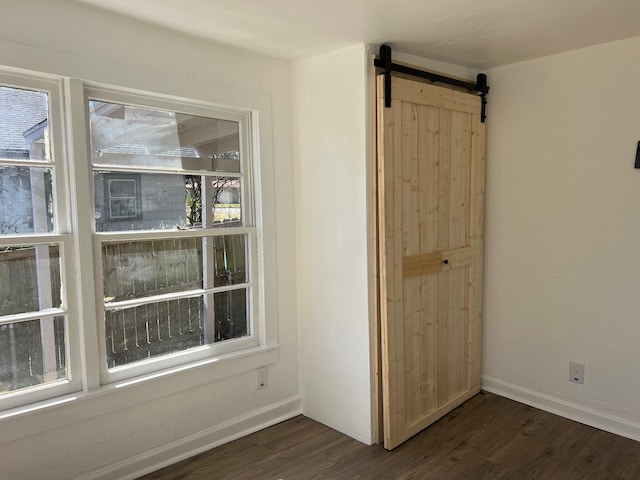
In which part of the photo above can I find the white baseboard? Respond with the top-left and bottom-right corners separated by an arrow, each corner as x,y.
73,396 -> 302,480
482,374 -> 640,442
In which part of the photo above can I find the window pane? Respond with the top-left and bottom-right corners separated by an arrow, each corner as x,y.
209,176 -> 242,227
0,316 -> 66,393
103,238 -> 203,302
94,172 -> 242,231
102,235 -> 246,303
88,100 -> 240,173
108,179 -> 137,219
104,288 -> 249,368
214,288 -> 247,342
211,235 -> 247,288
0,86 -> 50,162
105,297 -> 205,368
0,245 -> 61,316
0,166 -> 54,234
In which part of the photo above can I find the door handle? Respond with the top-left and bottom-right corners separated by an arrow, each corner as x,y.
443,259 -> 449,265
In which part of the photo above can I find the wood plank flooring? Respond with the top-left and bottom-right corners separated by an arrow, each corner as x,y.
139,392 -> 640,480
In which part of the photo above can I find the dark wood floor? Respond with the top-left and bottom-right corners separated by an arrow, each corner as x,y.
139,392 -> 640,480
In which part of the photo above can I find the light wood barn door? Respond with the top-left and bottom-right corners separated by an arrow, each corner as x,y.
377,75 -> 486,450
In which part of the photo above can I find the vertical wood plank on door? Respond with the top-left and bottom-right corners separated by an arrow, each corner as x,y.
419,105 -> 440,415
437,108 -> 451,406
448,265 -> 468,396
377,76 -> 392,442
379,88 -> 408,444
372,65 -> 383,444
401,102 -> 422,424
459,104 -> 473,392
468,113 -> 486,389
403,274 -> 423,424
448,111 -> 463,251
438,109 -> 451,253
446,110 -> 471,400
390,98 -> 406,440
461,115 -> 472,248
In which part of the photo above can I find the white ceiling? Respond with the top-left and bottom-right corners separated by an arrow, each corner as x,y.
75,0 -> 640,69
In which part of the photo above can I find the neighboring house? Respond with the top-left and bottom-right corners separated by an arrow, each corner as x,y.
0,86 -> 48,161
0,89 -> 241,234
0,86 -> 51,234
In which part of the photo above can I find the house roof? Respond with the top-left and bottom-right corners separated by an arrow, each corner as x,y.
1,89 -> 233,162
0,86 -> 48,157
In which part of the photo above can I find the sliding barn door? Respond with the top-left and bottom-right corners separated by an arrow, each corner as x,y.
377,75 -> 486,450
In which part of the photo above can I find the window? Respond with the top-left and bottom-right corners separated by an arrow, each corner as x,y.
104,174 -> 141,221
88,91 -> 257,382
0,72 -> 265,409
0,76 -> 78,409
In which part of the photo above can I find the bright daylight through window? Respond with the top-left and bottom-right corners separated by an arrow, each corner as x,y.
0,74 -> 260,408
0,83 -> 68,401
89,95 -> 256,379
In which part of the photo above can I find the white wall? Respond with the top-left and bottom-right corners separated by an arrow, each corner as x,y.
0,1 -> 299,478
483,36 -> 640,440
6,1 -> 638,474
292,44 -> 373,444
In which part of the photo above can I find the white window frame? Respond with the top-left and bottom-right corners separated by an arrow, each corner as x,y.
0,72 -> 82,410
0,68 -> 274,416
80,86 -> 260,385
106,176 -> 140,220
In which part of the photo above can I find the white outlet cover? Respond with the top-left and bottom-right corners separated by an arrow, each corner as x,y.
569,361 -> 585,384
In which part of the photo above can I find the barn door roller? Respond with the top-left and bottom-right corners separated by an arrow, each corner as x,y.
374,44 -> 490,122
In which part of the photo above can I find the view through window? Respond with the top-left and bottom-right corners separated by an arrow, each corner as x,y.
0,85 -> 67,396
88,99 -> 254,373
0,76 -> 260,407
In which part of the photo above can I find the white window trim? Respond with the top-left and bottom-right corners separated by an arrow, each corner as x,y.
82,86 -> 262,385
0,72 -> 82,411
0,68 -> 278,415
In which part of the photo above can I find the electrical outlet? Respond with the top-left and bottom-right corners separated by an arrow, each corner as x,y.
257,367 -> 268,390
569,362 -> 585,384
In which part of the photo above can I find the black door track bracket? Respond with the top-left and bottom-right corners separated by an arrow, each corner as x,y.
374,44 -> 490,123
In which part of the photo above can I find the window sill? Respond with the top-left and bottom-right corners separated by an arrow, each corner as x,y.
0,344 -> 279,444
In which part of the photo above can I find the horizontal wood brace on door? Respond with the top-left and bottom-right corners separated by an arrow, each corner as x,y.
373,44 -> 490,122
402,247 -> 472,279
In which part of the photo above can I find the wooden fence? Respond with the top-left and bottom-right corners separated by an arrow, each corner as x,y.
0,246 -> 65,392
0,235 -> 248,389
102,235 -> 247,368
